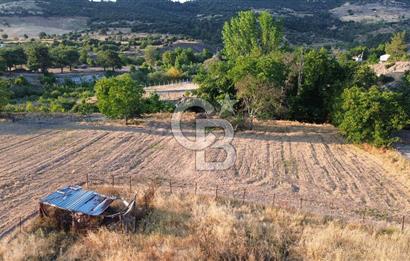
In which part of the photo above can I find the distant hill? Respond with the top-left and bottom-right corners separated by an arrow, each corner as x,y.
0,0 -> 409,47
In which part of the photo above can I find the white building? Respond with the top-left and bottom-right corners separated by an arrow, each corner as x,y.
380,54 -> 391,63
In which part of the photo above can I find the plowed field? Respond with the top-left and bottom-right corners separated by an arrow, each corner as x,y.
1,115 -> 410,236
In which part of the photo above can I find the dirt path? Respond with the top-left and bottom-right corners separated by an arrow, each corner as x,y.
1,117 -> 410,236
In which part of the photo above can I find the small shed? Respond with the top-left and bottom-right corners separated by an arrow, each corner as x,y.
39,186 -> 129,230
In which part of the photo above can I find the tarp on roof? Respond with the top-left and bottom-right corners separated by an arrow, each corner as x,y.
40,186 -> 117,216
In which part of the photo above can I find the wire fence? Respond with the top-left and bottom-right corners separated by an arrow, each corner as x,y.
85,174 -> 410,230
5,174 -> 409,239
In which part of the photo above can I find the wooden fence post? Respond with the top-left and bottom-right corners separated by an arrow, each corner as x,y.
129,177 -> 132,193
299,198 -> 303,210
242,189 -> 247,204
273,193 -> 276,207
19,216 -> 22,233
86,174 -> 89,189
134,214 -> 138,233
169,180 -> 173,194
402,216 -> 405,232
215,186 -> 219,200
112,175 -> 115,187
195,182 -> 198,195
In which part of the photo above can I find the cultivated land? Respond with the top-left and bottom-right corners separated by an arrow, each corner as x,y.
1,114 -> 410,236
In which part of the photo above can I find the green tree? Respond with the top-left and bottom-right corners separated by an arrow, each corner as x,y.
95,74 -> 144,124
194,59 -> 235,105
338,86 -> 408,147
385,32 -> 408,61
0,46 -> 27,71
236,75 -> 283,123
289,48 -> 345,123
79,48 -> 88,64
96,50 -> 122,71
25,43 -> 51,73
0,79 -> 10,111
222,11 -> 282,61
50,45 -> 80,73
351,65 -> 378,89
228,52 -> 287,118
162,50 -> 176,68
39,32 -> 47,39
144,46 -> 158,68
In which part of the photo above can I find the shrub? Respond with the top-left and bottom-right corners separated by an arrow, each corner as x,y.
71,102 -> 99,115
337,86 -> 408,147
143,93 -> 174,113
40,74 -> 57,85
14,76 -> 28,86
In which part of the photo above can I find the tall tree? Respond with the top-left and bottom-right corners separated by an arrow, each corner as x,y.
385,32 -> 408,61
222,11 -> 282,61
289,48 -> 345,123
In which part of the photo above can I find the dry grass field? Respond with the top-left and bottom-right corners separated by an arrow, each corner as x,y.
1,186 -> 410,260
0,114 -> 410,238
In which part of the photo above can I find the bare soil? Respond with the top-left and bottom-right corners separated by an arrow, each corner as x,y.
0,16 -> 88,38
331,2 -> 410,23
1,114 -> 410,236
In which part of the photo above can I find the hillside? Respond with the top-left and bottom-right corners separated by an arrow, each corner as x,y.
0,0 -> 409,46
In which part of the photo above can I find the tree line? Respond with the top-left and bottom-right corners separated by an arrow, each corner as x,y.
194,11 -> 410,147
0,42 -> 128,74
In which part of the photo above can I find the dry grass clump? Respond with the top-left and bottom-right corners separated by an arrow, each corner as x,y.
300,223 -> 410,260
2,188 -> 410,260
356,144 -> 410,187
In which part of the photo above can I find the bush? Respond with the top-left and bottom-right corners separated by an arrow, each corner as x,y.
71,102 -> 99,115
143,93 -> 174,113
40,74 -> 57,85
14,76 -> 28,86
337,86 -> 408,147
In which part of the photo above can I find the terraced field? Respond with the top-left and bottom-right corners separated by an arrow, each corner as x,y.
1,115 -> 410,236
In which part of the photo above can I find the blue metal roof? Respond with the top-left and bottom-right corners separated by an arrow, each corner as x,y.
40,186 -> 117,216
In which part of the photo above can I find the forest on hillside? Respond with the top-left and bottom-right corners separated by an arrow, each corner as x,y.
1,0 -> 407,47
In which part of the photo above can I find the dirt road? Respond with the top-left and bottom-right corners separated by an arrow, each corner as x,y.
1,115 -> 410,236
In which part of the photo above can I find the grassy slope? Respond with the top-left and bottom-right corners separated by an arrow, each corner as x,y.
1,185 -> 410,260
